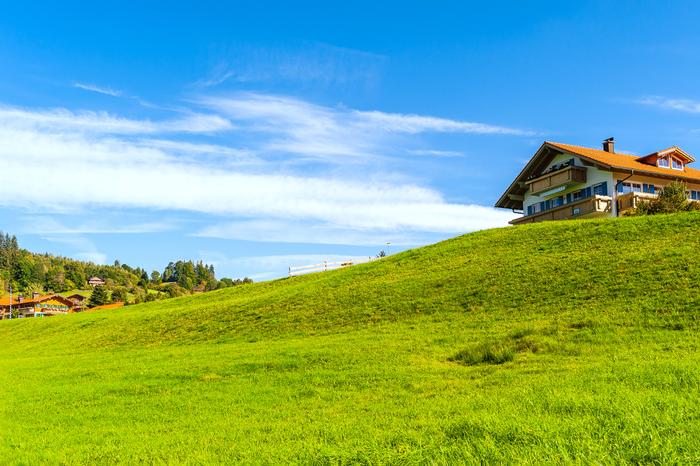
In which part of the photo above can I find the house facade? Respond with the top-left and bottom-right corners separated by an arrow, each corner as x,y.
0,293 -> 76,319
88,276 -> 106,287
495,138 -> 700,224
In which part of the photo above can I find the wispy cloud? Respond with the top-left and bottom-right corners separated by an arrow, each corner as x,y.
0,100 -> 513,245
0,106 -> 233,135
21,216 -> 177,235
193,42 -> 386,88
74,82 -> 123,97
407,149 -> 465,158
637,96 -> 700,113
0,94 -> 520,247
198,93 -> 532,162
354,110 -> 534,136
41,234 -> 108,265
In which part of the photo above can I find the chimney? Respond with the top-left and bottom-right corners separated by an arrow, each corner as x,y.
602,137 -> 615,153
17,294 -> 24,303
32,292 -> 40,300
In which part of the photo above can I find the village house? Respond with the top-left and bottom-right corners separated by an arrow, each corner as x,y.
0,293 -> 76,319
88,276 -> 106,287
496,138 -> 700,224
66,293 -> 87,311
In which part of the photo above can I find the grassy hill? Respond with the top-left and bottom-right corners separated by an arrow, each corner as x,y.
1,213 -> 699,463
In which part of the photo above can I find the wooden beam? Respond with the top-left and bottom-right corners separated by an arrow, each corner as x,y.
508,194 -> 524,201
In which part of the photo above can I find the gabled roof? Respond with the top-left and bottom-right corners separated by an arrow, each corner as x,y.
635,146 -> 695,165
547,142 -> 700,181
67,293 -> 87,301
496,141 -> 700,210
0,294 -> 75,307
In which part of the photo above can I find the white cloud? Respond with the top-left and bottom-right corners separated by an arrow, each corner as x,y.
21,216 -> 176,235
354,110 -> 534,136
74,82 -> 124,97
0,98 -> 516,246
41,234 -> 108,265
192,42 -> 385,88
637,96 -> 700,113
0,106 -> 233,135
74,251 -> 109,265
407,149 -> 466,158
197,93 -> 531,162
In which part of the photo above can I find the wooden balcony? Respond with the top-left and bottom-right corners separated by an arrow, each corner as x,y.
616,192 -> 657,212
512,195 -> 612,225
526,166 -> 587,195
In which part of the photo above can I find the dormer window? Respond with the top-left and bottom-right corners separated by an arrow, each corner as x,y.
672,158 -> 684,170
658,156 -> 670,168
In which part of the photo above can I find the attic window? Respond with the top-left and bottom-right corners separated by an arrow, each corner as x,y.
658,156 -> 670,168
672,158 -> 684,170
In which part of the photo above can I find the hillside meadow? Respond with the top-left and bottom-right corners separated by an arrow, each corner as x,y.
1,213 -> 700,463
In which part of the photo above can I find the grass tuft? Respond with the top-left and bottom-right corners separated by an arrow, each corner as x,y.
449,342 -> 515,365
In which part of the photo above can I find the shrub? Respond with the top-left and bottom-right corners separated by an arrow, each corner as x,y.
626,181 -> 700,216
449,342 -> 515,366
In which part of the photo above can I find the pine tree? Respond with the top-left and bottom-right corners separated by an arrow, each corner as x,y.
88,285 -> 109,307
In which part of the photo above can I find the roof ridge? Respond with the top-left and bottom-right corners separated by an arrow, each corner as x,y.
546,141 -> 637,157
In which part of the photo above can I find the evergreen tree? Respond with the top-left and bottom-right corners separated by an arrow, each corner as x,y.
88,285 -> 109,307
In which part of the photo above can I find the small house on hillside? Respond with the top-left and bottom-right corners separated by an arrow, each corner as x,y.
0,293 -> 76,319
67,293 -> 87,310
496,138 -> 700,224
88,276 -> 106,287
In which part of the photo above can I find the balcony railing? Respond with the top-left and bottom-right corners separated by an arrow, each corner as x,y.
527,165 -> 587,195
512,195 -> 612,225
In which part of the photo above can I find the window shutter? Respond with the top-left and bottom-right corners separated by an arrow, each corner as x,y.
649,185 -> 655,194
617,181 -> 624,193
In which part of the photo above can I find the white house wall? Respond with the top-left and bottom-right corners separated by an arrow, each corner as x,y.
523,154 -> 614,212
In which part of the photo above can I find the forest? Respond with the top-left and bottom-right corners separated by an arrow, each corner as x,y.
0,232 -> 251,304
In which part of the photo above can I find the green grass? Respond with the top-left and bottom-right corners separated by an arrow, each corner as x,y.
1,213 -> 700,463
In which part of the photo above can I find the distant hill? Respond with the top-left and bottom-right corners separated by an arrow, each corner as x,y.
0,232 -> 250,305
1,213 -> 699,463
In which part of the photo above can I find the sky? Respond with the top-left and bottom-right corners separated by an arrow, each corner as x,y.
3,1 -> 700,280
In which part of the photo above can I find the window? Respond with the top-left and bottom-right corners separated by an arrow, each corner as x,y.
690,190 -> 700,201
642,184 -> 656,194
620,182 -> 642,194
658,156 -> 670,168
593,182 -> 608,196
672,158 -> 684,170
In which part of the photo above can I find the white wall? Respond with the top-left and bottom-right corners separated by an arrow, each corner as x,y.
524,154 -> 614,212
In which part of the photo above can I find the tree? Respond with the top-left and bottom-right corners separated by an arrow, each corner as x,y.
627,181 -> 700,216
111,288 -> 128,303
138,270 -> 150,288
150,270 -> 161,285
88,285 -> 109,307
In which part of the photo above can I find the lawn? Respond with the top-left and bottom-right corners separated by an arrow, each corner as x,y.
1,213 -> 699,463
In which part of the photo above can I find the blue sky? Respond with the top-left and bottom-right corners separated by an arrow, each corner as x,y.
3,1 -> 700,280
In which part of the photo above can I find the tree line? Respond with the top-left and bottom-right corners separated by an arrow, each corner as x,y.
0,231 -> 252,305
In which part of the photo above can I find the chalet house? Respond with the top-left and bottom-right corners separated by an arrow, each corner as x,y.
0,293 -> 76,319
67,293 -> 87,310
496,138 -> 700,224
88,276 -> 106,287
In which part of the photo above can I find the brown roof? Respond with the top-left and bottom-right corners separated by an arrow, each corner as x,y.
496,141 -> 700,210
546,142 -> 700,183
67,294 -> 87,301
0,294 -> 74,307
